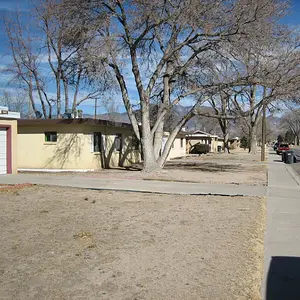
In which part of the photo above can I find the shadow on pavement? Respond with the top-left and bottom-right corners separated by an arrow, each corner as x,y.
266,256 -> 300,300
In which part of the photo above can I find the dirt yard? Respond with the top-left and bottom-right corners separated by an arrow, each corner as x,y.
1,185 -> 265,300
45,149 -> 266,186
24,150 -> 267,186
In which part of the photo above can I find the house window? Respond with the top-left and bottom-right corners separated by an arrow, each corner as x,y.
45,132 -> 57,142
132,136 -> 139,150
180,138 -> 184,148
114,134 -> 122,151
93,132 -> 102,152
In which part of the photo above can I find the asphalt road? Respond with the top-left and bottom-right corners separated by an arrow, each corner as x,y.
291,148 -> 300,176
293,148 -> 300,161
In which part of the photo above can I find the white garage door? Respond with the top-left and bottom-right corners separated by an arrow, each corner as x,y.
0,128 -> 7,175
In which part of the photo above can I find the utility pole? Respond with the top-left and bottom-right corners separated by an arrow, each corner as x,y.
94,98 -> 97,119
261,87 -> 267,161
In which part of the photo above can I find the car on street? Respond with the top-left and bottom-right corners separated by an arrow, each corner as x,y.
273,142 -> 278,151
276,143 -> 290,155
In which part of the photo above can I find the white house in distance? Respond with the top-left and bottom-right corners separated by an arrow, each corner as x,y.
185,130 -> 219,153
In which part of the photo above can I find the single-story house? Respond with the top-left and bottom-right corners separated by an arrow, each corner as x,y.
185,130 -> 219,153
18,119 -> 141,171
17,118 -> 187,171
217,137 -> 240,150
229,137 -> 240,149
0,106 -> 20,175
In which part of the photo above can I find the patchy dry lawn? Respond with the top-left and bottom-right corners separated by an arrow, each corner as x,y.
0,185 -> 265,300
27,150 -> 268,186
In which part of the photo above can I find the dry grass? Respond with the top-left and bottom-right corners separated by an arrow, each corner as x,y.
0,185 -> 266,300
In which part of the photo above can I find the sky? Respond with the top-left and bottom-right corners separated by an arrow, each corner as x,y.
0,0 -> 300,116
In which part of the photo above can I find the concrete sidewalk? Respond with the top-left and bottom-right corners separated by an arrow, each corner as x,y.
262,152 -> 300,300
0,173 -> 267,197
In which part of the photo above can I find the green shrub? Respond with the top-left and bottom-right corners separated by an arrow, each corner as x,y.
189,143 -> 210,154
240,136 -> 249,150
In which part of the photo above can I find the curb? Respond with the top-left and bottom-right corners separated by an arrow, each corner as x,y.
285,164 -> 300,186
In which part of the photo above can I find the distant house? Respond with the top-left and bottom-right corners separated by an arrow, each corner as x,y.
217,137 -> 240,150
163,131 -> 187,160
0,106 -> 20,174
186,130 -> 219,153
17,119 -> 141,171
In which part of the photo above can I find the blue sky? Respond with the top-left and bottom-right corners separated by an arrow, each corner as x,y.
0,0 -> 300,116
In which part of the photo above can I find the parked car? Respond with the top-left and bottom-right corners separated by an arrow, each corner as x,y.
276,143 -> 290,155
273,142 -> 278,151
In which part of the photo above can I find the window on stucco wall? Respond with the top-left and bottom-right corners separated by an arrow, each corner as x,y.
114,134 -> 122,151
93,132 -> 102,152
180,138 -> 184,148
44,132 -> 57,142
132,136 -> 139,150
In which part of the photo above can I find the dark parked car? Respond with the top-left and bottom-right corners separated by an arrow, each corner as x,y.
273,142 -> 278,151
276,143 -> 290,155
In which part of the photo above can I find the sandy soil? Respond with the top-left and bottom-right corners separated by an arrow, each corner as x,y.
0,186 -> 265,300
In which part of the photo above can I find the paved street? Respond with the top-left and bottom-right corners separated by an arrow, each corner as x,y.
263,152 -> 300,300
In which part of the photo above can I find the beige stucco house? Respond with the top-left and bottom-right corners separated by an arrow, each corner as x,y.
217,137 -> 240,150
18,119 -> 141,171
186,130 -> 219,153
17,118 -> 187,171
0,106 -> 20,175
163,131 -> 187,160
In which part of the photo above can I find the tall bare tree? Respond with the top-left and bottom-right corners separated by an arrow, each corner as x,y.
3,0 -> 109,119
281,109 -> 300,145
62,0 -> 291,171
0,90 -> 28,117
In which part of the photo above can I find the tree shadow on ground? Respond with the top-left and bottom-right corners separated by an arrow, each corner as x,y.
266,256 -> 300,300
164,162 -> 243,172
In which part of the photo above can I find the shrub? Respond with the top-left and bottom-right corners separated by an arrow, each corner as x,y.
240,136 -> 249,150
189,143 -> 210,154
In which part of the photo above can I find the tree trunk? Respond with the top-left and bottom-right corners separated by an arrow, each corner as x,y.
141,104 -> 160,173
56,72 -> 61,118
28,77 -> 39,118
142,135 -> 160,172
224,133 -> 230,154
63,76 -> 69,114
153,121 -> 164,160
249,126 -> 258,154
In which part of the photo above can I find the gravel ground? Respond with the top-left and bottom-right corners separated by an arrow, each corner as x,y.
0,185 -> 265,300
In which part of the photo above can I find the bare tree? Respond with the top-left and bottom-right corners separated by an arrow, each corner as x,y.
4,12 -> 51,118
230,29 -> 300,154
62,0 -> 291,171
0,90 -> 28,117
209,92 -> 232,153
281,109 -> 300,145
3,0 -> 109,119
99,97 -> 121,122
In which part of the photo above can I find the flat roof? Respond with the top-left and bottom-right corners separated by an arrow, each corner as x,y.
17,118 -> 190,137
18,118 -> 133,129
